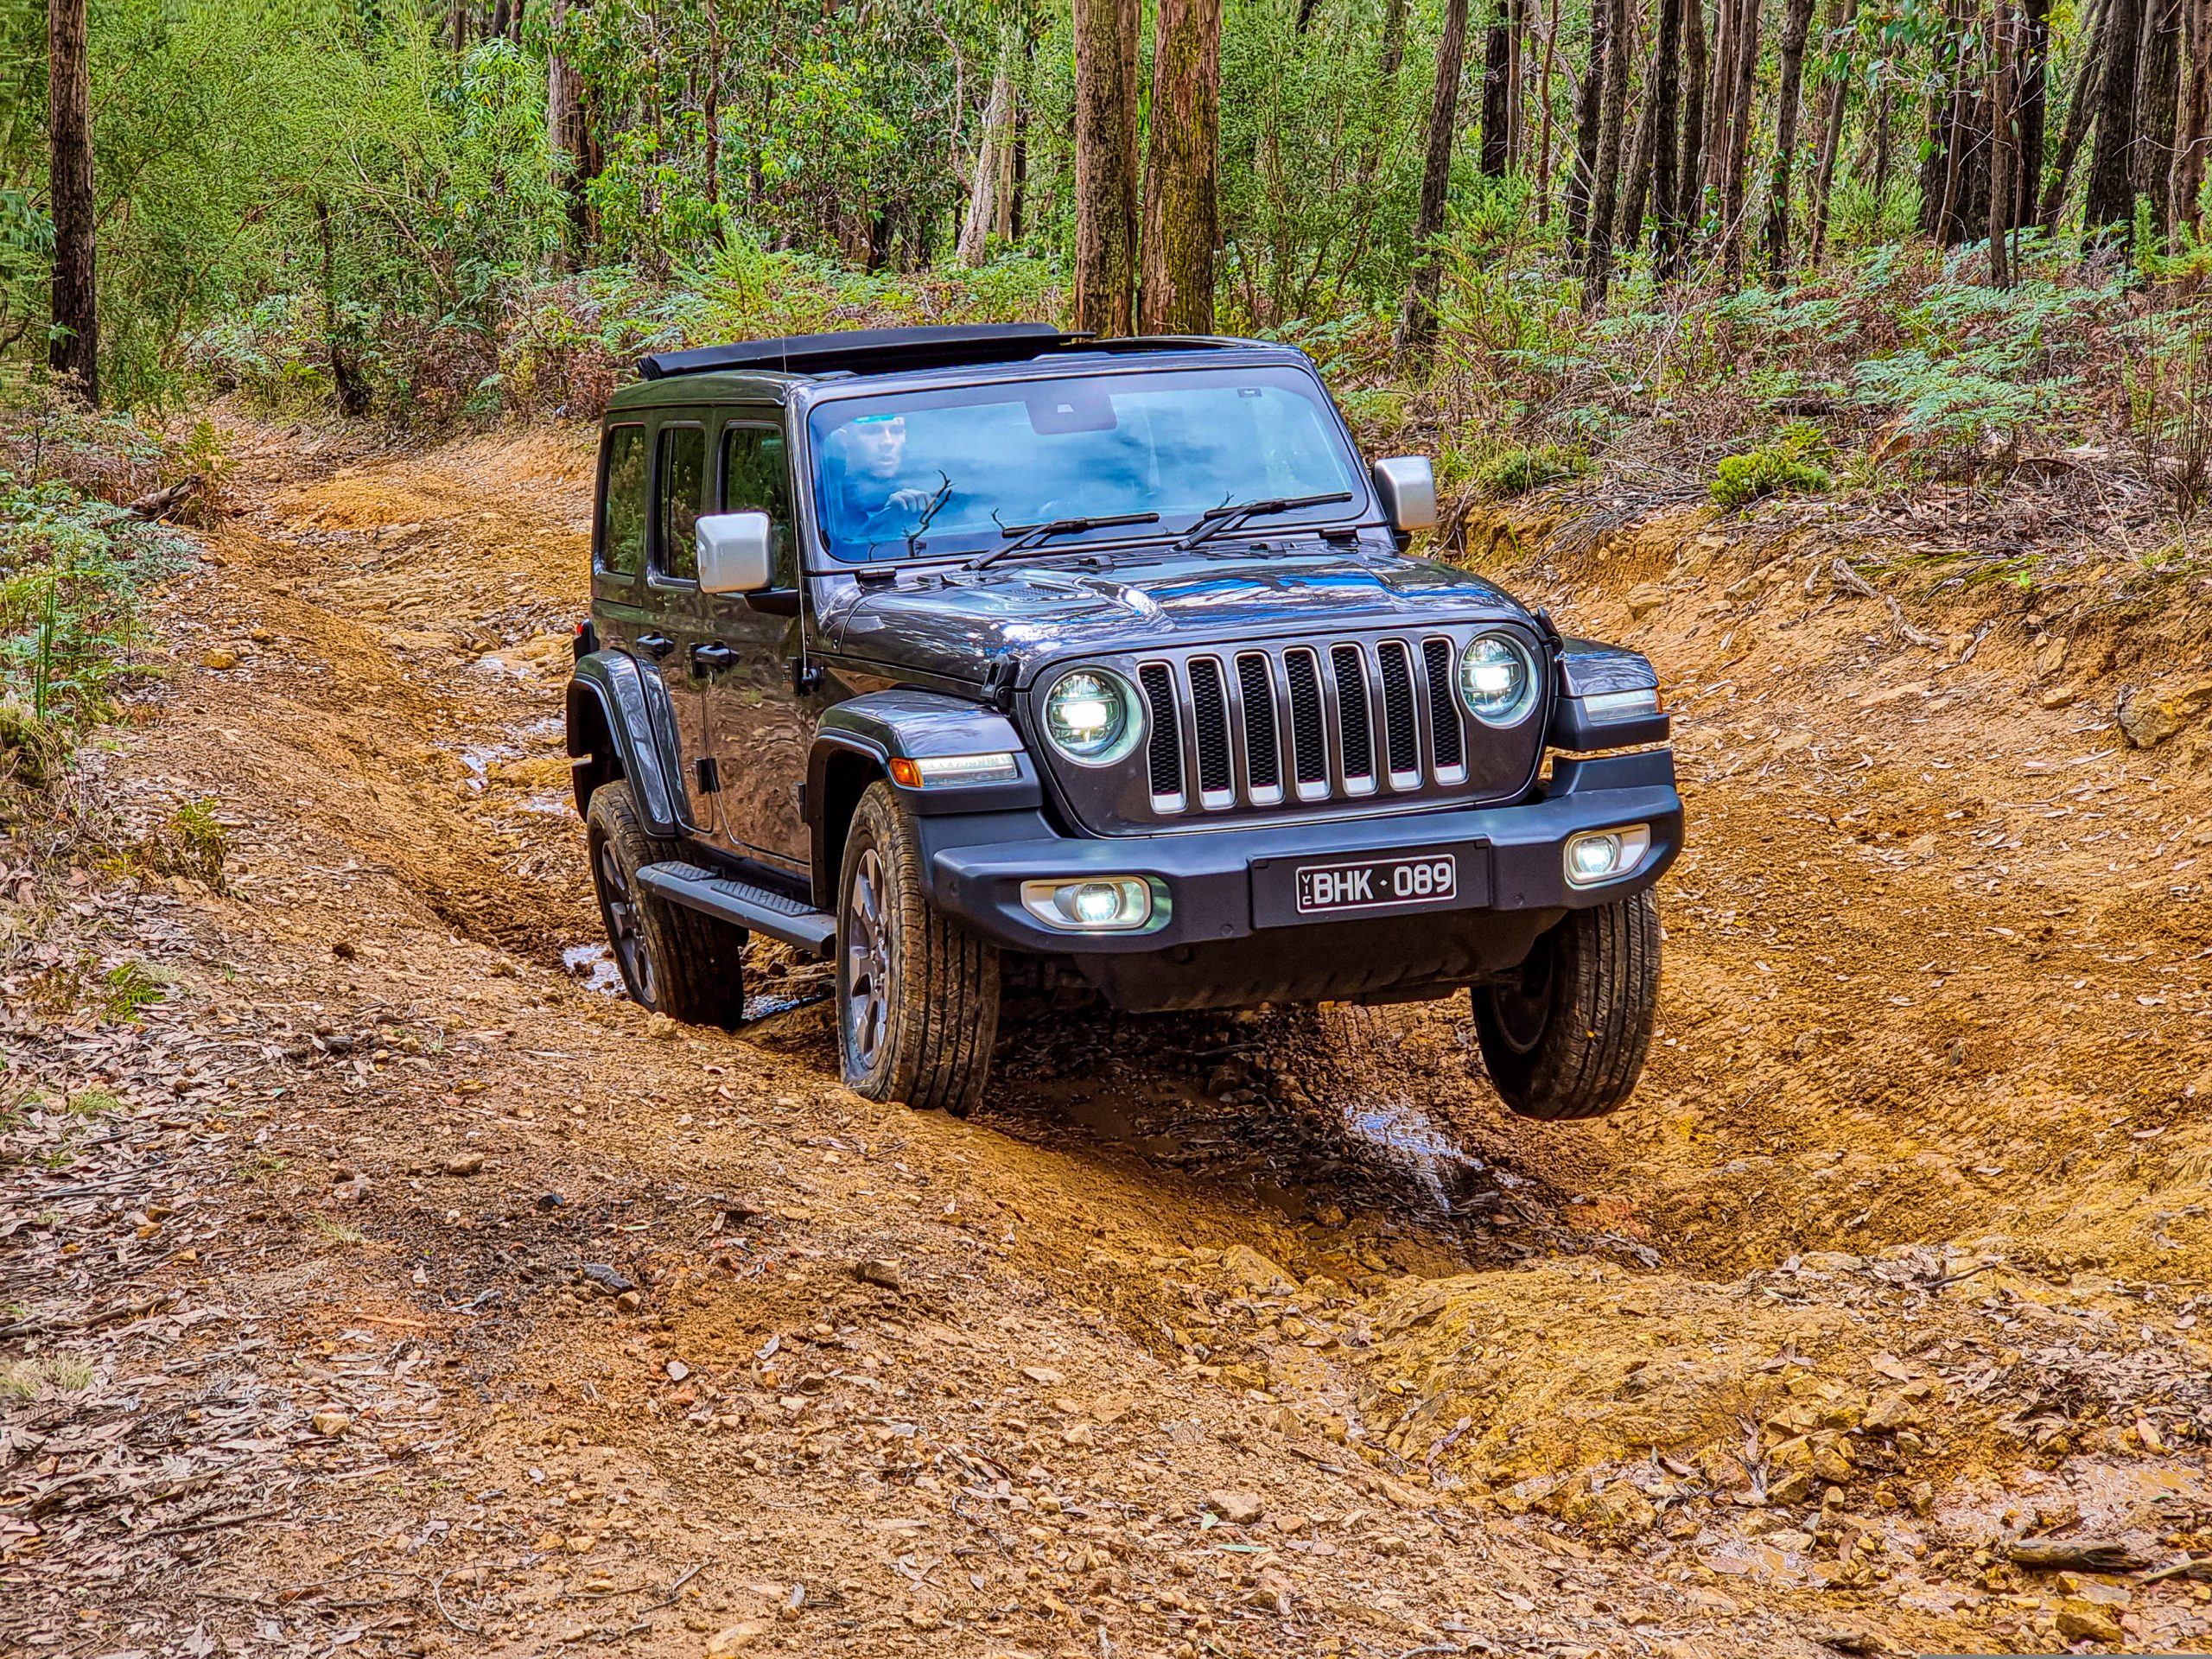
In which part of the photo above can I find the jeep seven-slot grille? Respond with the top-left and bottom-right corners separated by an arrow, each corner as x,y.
1129,635 -> 1482,818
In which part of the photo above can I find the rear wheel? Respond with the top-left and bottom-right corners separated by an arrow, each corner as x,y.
586,781 -> 748,1028
1472,890 -> 1660,1120
837,780 -> 1000,1112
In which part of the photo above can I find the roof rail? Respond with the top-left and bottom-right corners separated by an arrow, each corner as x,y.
636,323 -> 1092,382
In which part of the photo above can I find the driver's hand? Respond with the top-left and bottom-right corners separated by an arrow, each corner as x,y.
887,486 -> 937,512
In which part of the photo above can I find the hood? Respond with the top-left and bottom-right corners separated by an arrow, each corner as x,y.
822,544 -> 1536,686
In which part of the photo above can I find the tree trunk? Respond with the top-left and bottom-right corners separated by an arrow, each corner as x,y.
1987,0 -> 2016,283
958,37 -> 1016,265
1764,0 -> 1820,279
2133,0 -> 2184,244
1567,0 -> 1611,244
1139,0 -> 1223,332
702,0 -> 722,236
1507,0 -> 1528,166
547,0 -> 592,268
1721,0 -> 1761,280
1669,0 -> 1709,272
1534,0 -> 1563,215
1073,0 -> 1141,334
1648,0 -> 1685,261
2012,0 -> 2049,225
2037,0 -> 2105,226
1397,0 -> 1471,359
1482,0 -> 1513,174
1619,30 -> 1663,247
1806,0 -> 1858,265
2177,0 -> 2211,236
1582,0 -> 1633,302
46,0 -> 95,403
1381,0 -> 1410,80
2082,0 -> 2144,235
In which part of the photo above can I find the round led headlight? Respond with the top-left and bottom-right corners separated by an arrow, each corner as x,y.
1458,632 -> 1541,728
1040,668 -> 1142,766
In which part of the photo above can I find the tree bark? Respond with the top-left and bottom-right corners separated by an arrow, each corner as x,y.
2134,0 -> 2184,243
1397,0 -> 1471,359
1482,0 -> 1513,174
1139,0 -> 1223,332
546,0 -> 592,268
1507,0 -> 1528,167
1534,0 -> 1563,216
2037,0 -> 2105,226
1567,0 -> 1611,244
1988,0 -> 2016,283
1668,0 -> 1708,272
1582,0 -> 1632,303
1764,0 -> 1820,278
2177,0 -> 2211,236
1619,29 -> 1664,247
2082,0 -> 2145,235
46,0 -> 95,403
1073,0 -> 1141,334
1381,0 -> 1411,81
958,36 -> 1016,265
2012,0 -> 2049,225
1718,0 -> 1760,281
1648,0 -> 1685,261
1806,0 -> 1858,265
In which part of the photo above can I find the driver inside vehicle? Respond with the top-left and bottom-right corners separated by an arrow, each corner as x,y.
824,413 -> 941,531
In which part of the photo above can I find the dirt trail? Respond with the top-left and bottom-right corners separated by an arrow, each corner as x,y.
3,414 -> 2210,1659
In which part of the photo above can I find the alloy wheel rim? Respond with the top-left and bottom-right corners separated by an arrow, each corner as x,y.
595,836 -> 655,1007
844,847 -> 891,1075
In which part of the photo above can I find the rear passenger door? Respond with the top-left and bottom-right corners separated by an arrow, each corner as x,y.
705,416 -> 813,871
645,413 -> 721,837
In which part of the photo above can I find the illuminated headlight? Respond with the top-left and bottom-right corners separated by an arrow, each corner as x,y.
1020,876 -> 1160,932
1563,823 -> 1653,887
889,752 -> 1020,787
1041,669 -> 1142,766
1458,632 -> 1541,727
1580,686 -> 1662,723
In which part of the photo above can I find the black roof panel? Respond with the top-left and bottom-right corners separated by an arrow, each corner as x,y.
637,323 -> 1090,381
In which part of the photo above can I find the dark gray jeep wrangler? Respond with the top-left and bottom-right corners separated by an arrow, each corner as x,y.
567,323 -> 1679,1118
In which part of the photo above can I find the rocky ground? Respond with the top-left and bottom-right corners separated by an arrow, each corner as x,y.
2,415 -> 2209,1659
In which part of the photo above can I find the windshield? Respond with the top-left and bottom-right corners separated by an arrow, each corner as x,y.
805,365 -> 1363,563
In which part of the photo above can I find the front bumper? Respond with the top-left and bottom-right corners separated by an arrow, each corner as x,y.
915,750 -> 1679,1007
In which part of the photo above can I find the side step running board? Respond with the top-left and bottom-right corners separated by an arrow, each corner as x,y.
636,861 -> 836,957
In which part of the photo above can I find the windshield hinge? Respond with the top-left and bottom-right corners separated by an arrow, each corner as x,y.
983,655 -> 1020,713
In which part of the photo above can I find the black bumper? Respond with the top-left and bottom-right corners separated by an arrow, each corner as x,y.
916,750 -> 1681,1012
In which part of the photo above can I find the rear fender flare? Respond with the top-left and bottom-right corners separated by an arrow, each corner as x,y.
566,651 -> 685,837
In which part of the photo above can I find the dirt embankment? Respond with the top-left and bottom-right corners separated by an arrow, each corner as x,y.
2,416 -> 2208,1659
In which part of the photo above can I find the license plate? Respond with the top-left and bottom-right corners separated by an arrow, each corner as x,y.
1294,852 -> 1458,915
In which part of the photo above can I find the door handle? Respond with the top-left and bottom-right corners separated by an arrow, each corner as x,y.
690,642 -> 734,672
636,632 -> 676,661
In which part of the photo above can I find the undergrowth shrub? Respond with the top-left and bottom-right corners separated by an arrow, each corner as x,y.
1473,443 -> 1587,499
1712,423 -> 1835,508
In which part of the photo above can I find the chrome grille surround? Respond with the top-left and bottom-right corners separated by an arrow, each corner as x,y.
1031,625 -> 1548,836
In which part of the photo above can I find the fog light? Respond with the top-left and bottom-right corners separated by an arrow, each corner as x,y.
1563,823 -> 1652,887
1020,876 -> 1159,932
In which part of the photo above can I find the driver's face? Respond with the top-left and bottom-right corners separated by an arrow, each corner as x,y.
849,416 -> 906,480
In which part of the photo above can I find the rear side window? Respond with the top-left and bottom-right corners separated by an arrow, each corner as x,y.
721,425 -> 794,586
656,423 -> 707,582
597,424 -> 647,578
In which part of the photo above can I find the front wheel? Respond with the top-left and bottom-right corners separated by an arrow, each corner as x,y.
1471,890 -> 1660,1121
837,780 -> 1001,1112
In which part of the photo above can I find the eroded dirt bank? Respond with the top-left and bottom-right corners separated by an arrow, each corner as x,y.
3,416 -> 2209,1659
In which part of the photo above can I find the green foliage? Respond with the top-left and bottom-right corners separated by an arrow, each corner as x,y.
1712,423 -> 1834,508
1474,444 -> 1589,499
98,959 -> 165,1021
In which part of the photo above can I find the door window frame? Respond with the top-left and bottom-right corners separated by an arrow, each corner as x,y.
716,413 -> 799,593
594,421 -> 649,583
648,417 -> 709,590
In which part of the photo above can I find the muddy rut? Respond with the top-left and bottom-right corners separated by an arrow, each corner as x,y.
3,413 -> 2210,1659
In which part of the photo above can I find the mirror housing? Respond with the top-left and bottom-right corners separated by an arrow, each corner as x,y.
1370,456 -> 1439,533
697,512 -> 774,594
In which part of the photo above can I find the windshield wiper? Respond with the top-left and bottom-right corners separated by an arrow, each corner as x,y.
969,511 -> 1161,570
1176,490 -> 1354,551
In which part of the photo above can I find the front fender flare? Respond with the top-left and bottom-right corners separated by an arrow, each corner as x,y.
567,651 -> 686,838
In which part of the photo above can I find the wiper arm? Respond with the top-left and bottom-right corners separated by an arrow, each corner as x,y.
1176,490 -> 1354,551
969,511 -> 1161,570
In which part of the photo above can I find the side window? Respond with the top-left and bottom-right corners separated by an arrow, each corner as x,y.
721,425 -> 796,587
597,424 -> 647,579
655,423 -> 707,582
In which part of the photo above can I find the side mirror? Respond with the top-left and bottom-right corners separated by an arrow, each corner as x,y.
1370,456 -> 1439,533
697,512 -> 774,594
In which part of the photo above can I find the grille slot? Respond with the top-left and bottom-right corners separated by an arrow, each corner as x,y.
1139,662 -> 1183,804
1377,640 -> 1420,782
1422,638 -> 1464,774
1187,657 -> 1235,803
1285,649 -> 1328,791
1235,652 -> 1281,797
1332,644 -> 1374,785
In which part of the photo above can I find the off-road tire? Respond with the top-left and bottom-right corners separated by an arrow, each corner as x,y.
1471,890 -> 1660,1120
586,781 -> 748,1028
837,780 -> 1000,1113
